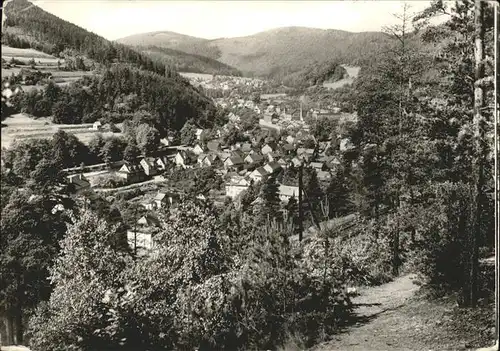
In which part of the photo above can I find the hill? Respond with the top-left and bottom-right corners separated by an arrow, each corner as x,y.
137,45 -> 242,76
116,30 -> 218,58
2,0 -> 218,134
3,0 -> 163,74
117,26 -> 390,81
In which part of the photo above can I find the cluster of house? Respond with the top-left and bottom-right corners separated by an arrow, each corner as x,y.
169,131 -> 351,199
119,131 -> 354,256
123,135 -> 349,256
114,155 -> 170,183
187,74 -> 265,91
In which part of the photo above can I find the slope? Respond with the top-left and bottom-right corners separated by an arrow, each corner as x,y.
3,0 -> 164,75
137,45 -> 242,76
117,26 -> 390,79
2,0 -> 218,132
116,30 -> 217,58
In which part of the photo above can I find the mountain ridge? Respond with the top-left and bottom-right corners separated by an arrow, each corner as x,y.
116,26 -> 391,80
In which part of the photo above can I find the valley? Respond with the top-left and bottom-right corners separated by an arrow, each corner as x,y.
0,0 -> 497,351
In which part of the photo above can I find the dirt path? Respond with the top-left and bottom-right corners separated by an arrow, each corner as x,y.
312,273 -> 495,351
313,274 -> 420,351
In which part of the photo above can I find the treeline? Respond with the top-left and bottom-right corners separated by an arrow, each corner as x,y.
22,189 -> 354,351
274,60 -> 348,88
5,65 -> 218,132
341,0 -> 496,304
3,0 -> 166,75
139,45 -> 243,77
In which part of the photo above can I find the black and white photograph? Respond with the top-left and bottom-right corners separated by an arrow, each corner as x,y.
0,0 -> 499,350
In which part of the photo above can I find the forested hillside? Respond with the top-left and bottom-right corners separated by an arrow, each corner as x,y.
0,1 -> 498,350
3,0 -> 164,74
137,45 -> 242,76
116,30 -> 221,59
117,26 -> 390,82
279,60 -> 348,88
4,65 -> 218,132
2,0 -> 220,132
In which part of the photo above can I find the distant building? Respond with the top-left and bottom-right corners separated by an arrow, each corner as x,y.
116,162 -> 146,183
195,128 -> 205,140
244,153 -> 264,165
278,185 -> 300,202
192,144 -> 205,155
140,157 -> 158,176
207,140 -> 221,152
317,170 -> 332,181
93,121 -> 102,130
154,191 -> 178,209
310,162 -> 326,172
155,155 -> 169,171
282,143 -> 295,155
224,155 -> 245,172
264,161 -> 282,175
67,173 -> 90,192
286,135 -> 295,144
225,176 -> 251,199
249,166 -> 269,183
175,151 -> 195,169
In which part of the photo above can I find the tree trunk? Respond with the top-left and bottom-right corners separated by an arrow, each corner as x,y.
470,0 -> 486,308
4,315 -> 15,345
13,309 -> 23,345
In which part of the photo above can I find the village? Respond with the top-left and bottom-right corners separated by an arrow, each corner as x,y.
62,88 -> 356,256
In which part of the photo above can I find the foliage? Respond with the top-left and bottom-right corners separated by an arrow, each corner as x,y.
52,130 -> 91,168
180,119 -> 198,145
406,182 -> 475,299
9,66 -> 218,134
26,199 -> 354,350
27,210 -> 130,351
1,190 -> 73,344
3,139 -> 53,179
138,45 -> 242,76
281,60 -> 347,88
135,123 -> 160,156
4,0 -> 166,75
99,137 -> 127,164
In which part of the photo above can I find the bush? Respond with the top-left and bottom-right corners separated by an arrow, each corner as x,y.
406,182 -> 474,299
94,174 -> 128,188
27,202 -> 355,351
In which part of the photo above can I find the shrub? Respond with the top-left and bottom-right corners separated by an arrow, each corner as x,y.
406,182 -> 474,298
27,202 -> 354,351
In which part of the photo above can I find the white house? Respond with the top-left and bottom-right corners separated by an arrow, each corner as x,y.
225,177 -> 251,199
261,143 -> 277,155
263,161 -> 282,174
249,167 -> 269,183
192,144 -> 205,155
278,185 -> 300,202
195,128 -> 204,140
93,121 -> 102,130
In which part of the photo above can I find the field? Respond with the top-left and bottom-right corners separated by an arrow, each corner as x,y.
1,113 -> 122,149
2,45 -> 94,85
2,45 -> 58,60
179,72 -> 214,81
323,65 -> 360,90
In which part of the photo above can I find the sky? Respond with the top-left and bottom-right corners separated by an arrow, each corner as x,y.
29,0 -> 437,41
